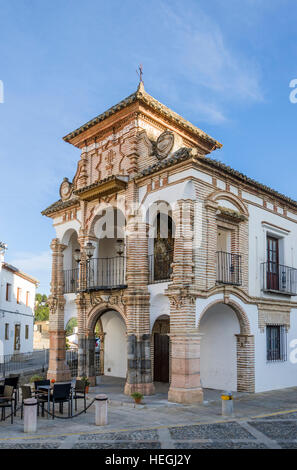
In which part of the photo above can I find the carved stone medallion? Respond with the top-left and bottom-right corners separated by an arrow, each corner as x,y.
60,177 -> 73,201
156,131 -> 174,159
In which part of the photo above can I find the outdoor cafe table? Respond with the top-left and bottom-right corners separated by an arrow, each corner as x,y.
37,383 -> 74,418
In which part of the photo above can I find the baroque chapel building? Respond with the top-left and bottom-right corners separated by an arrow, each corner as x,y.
42,82 -> 297,403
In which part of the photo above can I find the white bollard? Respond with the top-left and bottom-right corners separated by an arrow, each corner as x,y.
95,394 -> 108,426
221,391 -> 234,417
24,398 -> 38,433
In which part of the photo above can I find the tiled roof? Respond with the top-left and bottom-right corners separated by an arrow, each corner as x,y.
63,82 -> 222,149
41,197 -> 79,216
2,262 -> 39,285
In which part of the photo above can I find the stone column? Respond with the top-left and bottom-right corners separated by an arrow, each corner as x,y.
236,334 -> 255,392
47,238 -> 71,382
124,181 -> 154,396
167,200 -> 203,404
76,293 -> 87,379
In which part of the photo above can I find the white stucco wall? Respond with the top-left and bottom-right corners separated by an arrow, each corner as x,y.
101,310 -> 127,378
0,266 -> 36,356
148,283 -> 170,331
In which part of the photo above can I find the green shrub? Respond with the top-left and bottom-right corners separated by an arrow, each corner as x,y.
29,374 -> 44,383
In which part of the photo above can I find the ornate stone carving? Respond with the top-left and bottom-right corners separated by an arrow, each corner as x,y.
155,130 -> 174,160
59,177 -> 73,201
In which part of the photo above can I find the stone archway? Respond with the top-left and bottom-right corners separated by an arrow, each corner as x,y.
198,299 -> 255,392
86,305 -> 127,384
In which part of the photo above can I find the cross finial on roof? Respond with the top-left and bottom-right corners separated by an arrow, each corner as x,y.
136,64 -> 144,84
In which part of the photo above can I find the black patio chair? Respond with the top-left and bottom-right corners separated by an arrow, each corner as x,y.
20,385 -> 47,419
73,379 -> 87,412
50,383 -> 72,419
34,379 -> 50,392
1,376 -> 19,415
0,385 -> 14,424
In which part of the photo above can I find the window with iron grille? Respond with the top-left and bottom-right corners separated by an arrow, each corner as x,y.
266,325 -> 287,362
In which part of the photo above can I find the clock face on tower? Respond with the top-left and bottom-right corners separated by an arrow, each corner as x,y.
59,178 -> 73,201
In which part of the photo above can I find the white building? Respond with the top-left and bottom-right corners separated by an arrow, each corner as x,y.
0,243 -> 39,357
42,83 -> 297,402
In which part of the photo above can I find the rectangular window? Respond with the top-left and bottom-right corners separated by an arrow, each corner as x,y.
266,325 -> 287,362
6,283 -> 11,301
38,324 -> 42,333
17,287 -> 21,304
26,291 -> 30,307
5,323 -> 9,340
25,325 -> 29,339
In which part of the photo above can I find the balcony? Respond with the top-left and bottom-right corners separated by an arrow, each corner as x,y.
64,268 -> 79,294
63,257 -> 126,294
148,250 -> 173,284
261,262 -> 297,295
86,256 -> 126,291
216,251 -> 242,286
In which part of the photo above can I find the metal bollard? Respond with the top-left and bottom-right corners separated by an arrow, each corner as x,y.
95,394 -> 108,426
24,398 -> 38,433
221,391 -> 234,417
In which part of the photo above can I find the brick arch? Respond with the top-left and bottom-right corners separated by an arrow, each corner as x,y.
197,298 -> 251,335
207,190 -> 249,217
87,302 -> 127,334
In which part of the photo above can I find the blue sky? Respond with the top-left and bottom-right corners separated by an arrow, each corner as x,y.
0,0 -> 297,294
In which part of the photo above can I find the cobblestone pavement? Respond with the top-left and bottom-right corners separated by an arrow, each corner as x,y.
1,381 -> 297,449
1,408 -> 297,449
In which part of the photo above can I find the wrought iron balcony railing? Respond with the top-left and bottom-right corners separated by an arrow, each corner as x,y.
64,268 -> 79,294
86,256 -> 126,290
261,262 -> 297,295
216,251 -> 242,286
148,250 -> 173,284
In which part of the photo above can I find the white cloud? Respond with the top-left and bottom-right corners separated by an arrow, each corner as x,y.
148,1 -> 263,124
163,3 -> 262,102
9,251 -> 51,274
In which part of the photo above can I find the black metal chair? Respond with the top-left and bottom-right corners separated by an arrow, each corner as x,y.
34,379 -> 50,391
0,385 -> 14,424
1,376 -> 19,415
73,380 -> 87,412
34,380 -> 51,416
20,385 -> 47,419
50,383 -> 72,419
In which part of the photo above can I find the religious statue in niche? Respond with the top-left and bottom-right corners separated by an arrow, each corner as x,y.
155,130 -> 174,160
153,213 -> 174,281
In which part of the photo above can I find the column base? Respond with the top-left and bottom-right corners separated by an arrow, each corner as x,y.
124,382 -> 155,396
88,376 -> 96,386
47,365 -> 71,382
168,387 -> 203,404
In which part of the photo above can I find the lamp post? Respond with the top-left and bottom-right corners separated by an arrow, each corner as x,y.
116,239 -> 124,257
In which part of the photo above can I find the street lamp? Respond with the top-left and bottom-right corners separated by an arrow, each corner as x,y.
74,248 -> 81,264
85,242 -> 95,259
116,239 -> 124,257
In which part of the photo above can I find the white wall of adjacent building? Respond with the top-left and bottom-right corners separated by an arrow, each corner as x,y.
0,255 -> 37,357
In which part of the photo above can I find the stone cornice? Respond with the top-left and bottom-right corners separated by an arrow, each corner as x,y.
73,175 -> 128,202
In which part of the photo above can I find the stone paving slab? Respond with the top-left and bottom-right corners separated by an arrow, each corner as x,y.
2,383 -> 297,449
247,420 -> 297,440
169,422 -> 256,440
